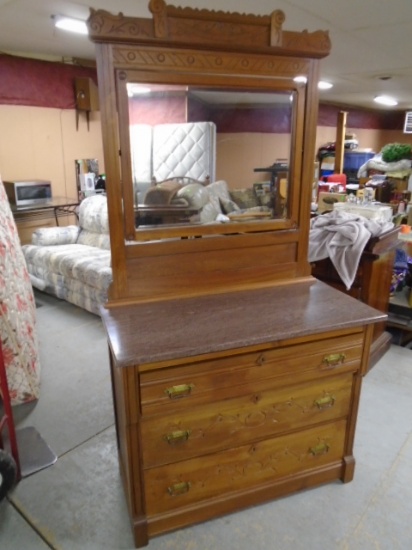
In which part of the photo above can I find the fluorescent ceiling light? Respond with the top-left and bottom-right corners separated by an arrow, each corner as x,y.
53,15 -> 88,35
374,95 -> 398,106
318,81 -> 333,90
293,76 -> 307,84
293,76 -> 333,90
127,85 -> 152,97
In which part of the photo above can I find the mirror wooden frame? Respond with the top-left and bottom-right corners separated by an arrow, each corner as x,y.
88,1 -> 331,306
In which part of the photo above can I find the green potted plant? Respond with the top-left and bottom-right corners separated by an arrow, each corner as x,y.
380,142 -> 412,163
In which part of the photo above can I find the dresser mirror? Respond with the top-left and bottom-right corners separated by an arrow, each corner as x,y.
116,70 -> 304,241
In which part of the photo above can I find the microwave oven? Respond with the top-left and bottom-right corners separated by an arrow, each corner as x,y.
4,179 -> 52,207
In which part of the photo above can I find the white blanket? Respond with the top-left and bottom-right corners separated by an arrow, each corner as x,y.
309,210 -> 394,289
357,155 -> 411,178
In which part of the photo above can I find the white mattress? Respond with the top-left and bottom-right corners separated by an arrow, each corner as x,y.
152,121 -> 216,182
130,121 -> 216,185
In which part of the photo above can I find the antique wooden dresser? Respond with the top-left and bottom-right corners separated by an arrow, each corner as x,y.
88,2 -> 384,546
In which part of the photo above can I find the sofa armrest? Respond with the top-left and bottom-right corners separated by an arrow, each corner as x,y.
32,225 -> 80,246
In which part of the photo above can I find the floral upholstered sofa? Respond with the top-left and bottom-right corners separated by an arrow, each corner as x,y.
22,194 -> 111,316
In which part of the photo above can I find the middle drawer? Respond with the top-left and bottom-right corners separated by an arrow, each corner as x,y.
140,372 -> 353,468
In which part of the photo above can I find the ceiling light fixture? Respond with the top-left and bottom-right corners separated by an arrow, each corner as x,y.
127,85 -> 152,97
318,81 -> 333,90
293,76 -> 333,90
293,75 -> 307,84
374,95 -> 398,106
53,15 -> 88,35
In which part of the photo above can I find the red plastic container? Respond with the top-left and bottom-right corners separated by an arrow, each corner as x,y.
326,173 -> 347,190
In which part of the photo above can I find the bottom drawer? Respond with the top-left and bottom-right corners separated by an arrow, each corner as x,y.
144,419 -> 346,515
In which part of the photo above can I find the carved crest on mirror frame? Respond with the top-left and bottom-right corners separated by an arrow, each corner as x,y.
88,1 -> 330,57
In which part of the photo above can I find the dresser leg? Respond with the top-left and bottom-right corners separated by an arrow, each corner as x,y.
341,455 -> 356,483
132,517 -> 149,548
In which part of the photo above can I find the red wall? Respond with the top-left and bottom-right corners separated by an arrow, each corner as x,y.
0,54 -> 405,132
318,102 -> 405,131
129,95 -> 187,125
0,54 -> 97,109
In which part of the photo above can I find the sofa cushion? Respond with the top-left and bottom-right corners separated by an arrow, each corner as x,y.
176,183 -> 210,209
76,194 -> 110,249
198,179 -> 240,222
78,194 -> 109,234
32,225 -> 80,246
206,180 -> 232,203
23,244 -> 111,291
229,188 -> 260,209
143,180 -> 181,205
77,230 -> 110,250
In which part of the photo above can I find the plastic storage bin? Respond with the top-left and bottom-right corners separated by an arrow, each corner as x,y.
344,151 -> 375,171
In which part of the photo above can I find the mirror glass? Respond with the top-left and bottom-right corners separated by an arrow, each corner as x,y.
127,83 -> 294,229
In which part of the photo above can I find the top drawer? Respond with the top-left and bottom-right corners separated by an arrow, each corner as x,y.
140,332 -> 363,413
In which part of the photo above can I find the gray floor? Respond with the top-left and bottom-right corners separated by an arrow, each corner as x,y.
1,290 -> 412,550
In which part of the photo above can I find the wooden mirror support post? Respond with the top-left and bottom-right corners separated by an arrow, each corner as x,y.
88,2 -> 385,547
334,110 -> 348,174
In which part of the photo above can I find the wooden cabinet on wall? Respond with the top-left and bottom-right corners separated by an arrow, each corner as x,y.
88,2 -> 384,547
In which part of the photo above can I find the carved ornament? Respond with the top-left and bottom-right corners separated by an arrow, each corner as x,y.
113,46 -> 309,78
88,2 -> 330,59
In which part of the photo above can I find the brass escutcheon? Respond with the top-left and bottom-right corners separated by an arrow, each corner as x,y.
256,353 -> 266,366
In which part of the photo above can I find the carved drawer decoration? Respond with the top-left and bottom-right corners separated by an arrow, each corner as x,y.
144,419 -> 346,515
141,373 -> 353,467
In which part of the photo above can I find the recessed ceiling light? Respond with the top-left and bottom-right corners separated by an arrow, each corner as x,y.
293,76 -> 333,90
374,95 -> 398,106
318,81 -> 333,90
127,85 -> 152,97
53,15 -> 88,35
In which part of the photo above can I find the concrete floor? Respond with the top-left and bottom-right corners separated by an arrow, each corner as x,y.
1,290 -> 412,550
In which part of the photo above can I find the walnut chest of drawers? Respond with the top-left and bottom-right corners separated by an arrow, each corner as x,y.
100,280 -> 384,547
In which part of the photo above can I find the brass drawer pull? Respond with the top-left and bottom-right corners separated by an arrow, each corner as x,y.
164,383 -> 194,399
167,481 -> 191,496
164,430 -> 191,445
314,394 -> 335,409
322,353 -> 346,367
310,442 -> 330,456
